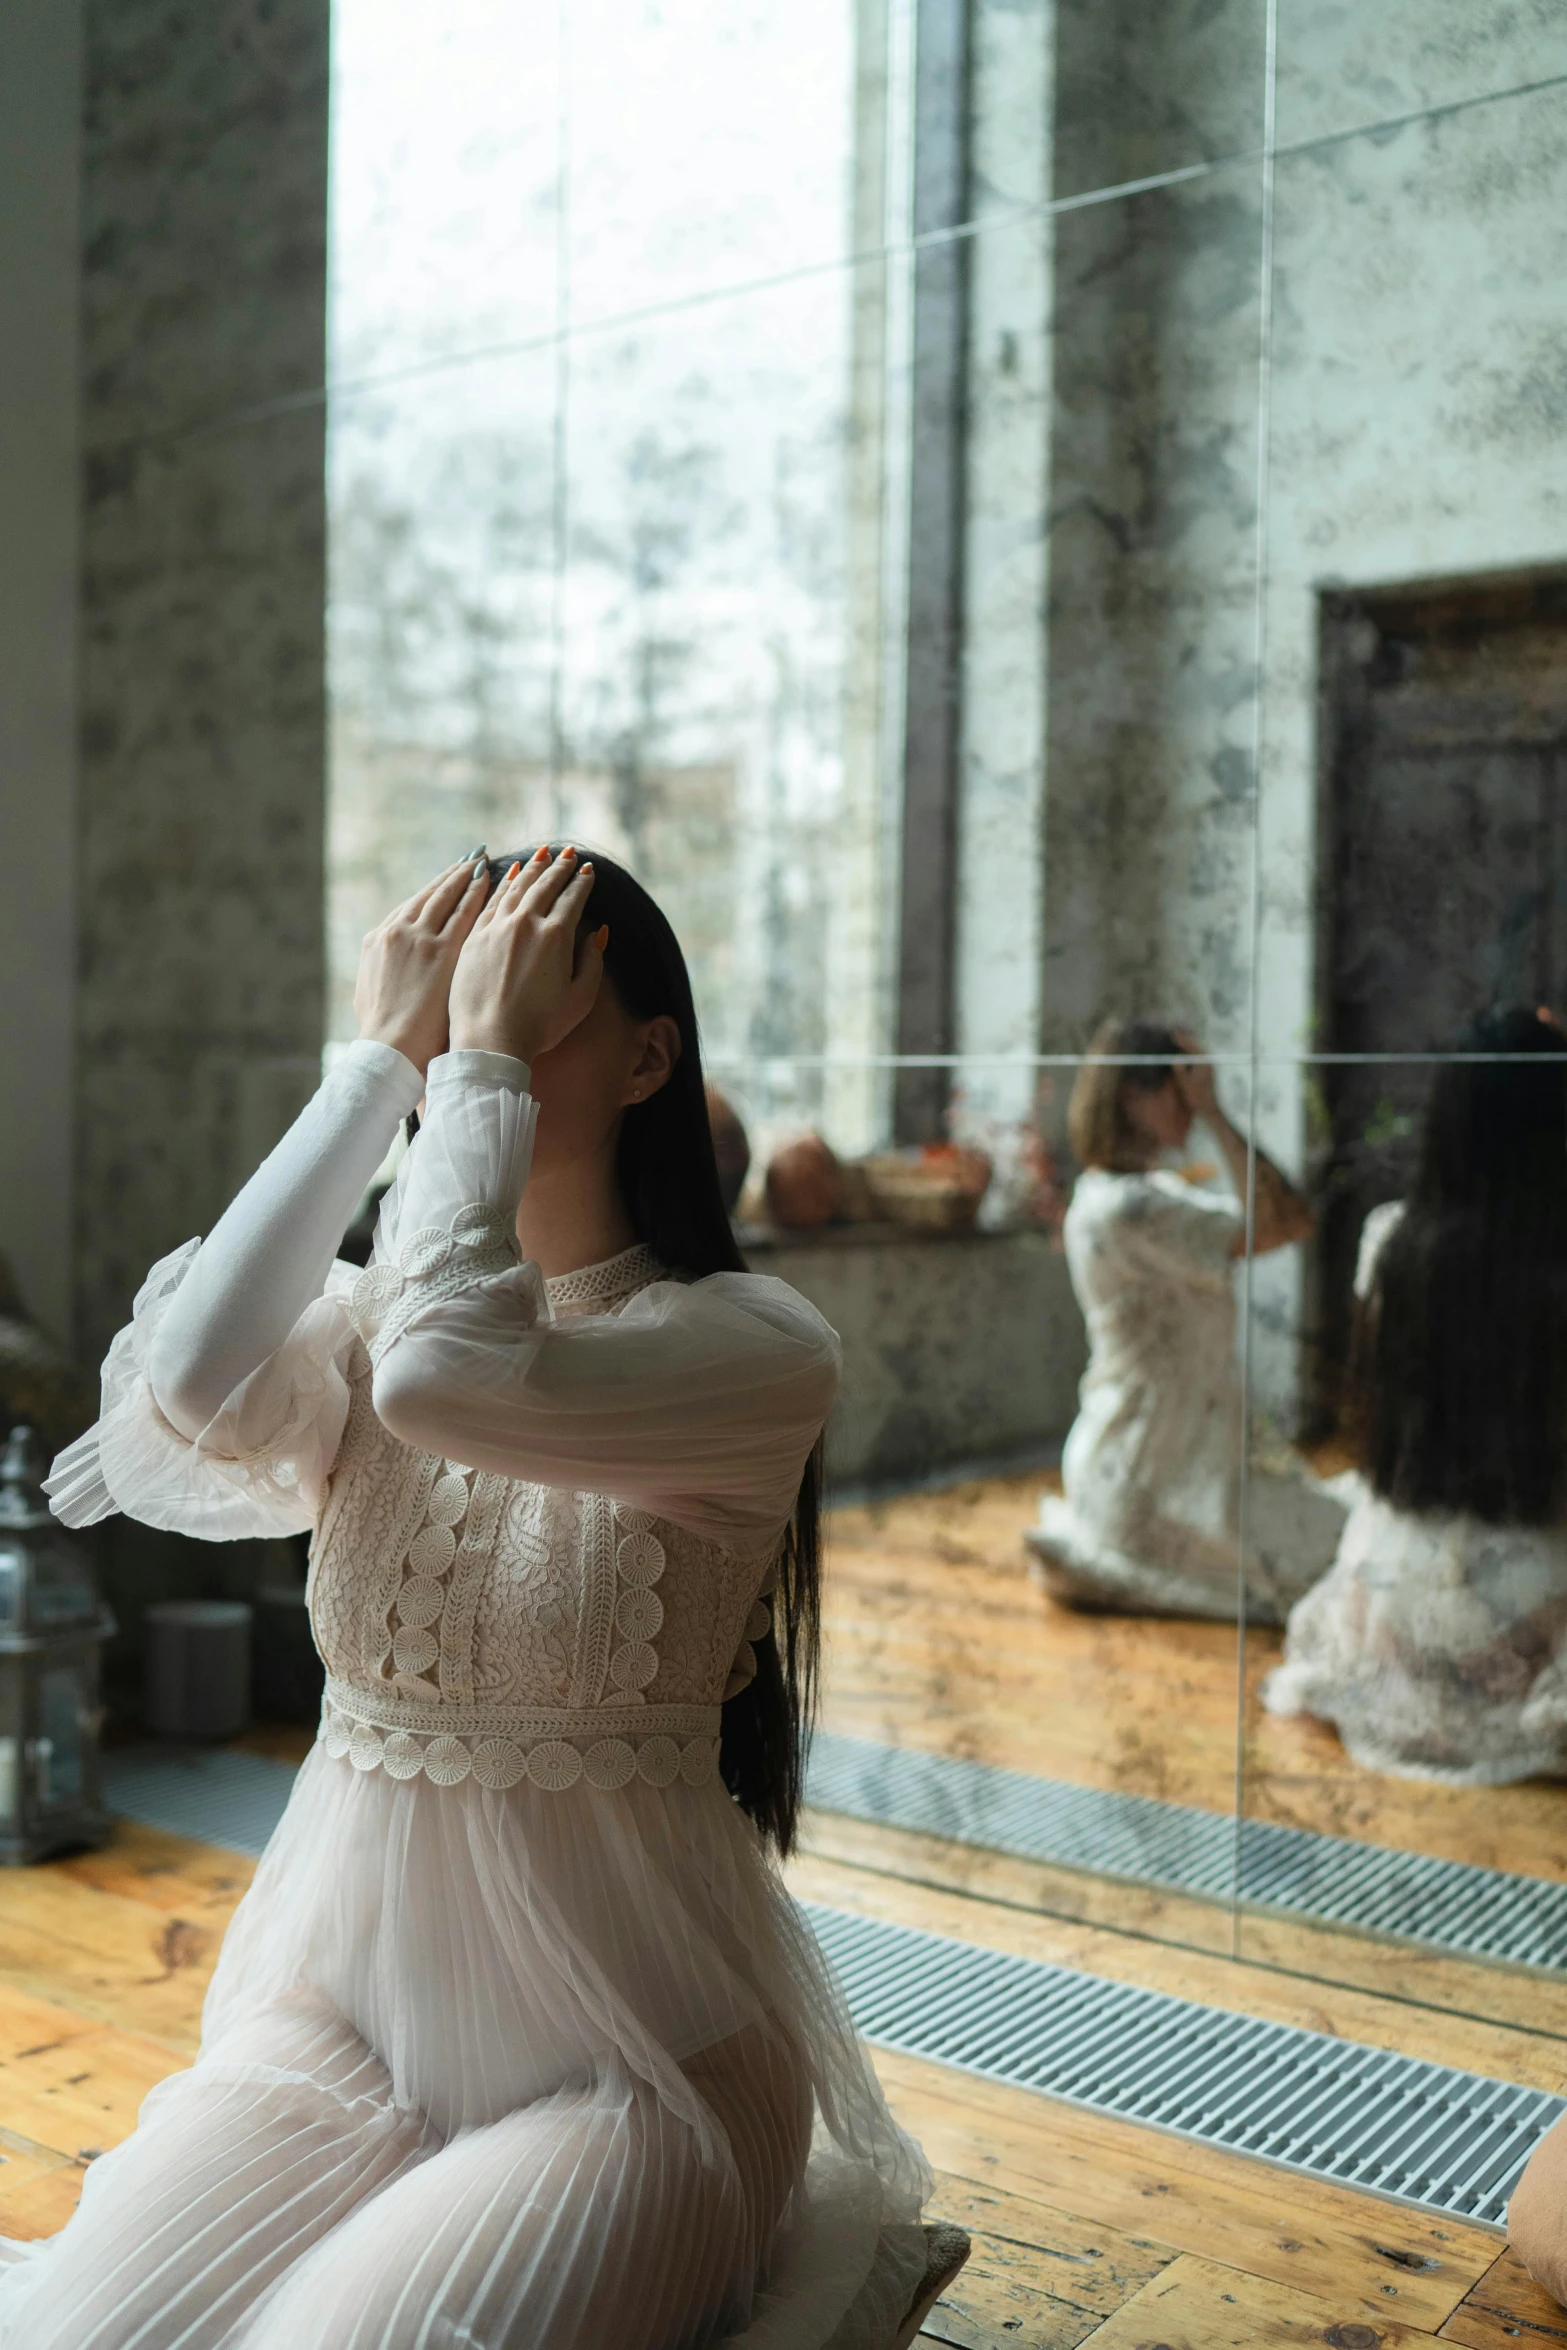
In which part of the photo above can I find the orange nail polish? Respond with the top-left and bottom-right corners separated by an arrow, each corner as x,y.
594,924 -> 609,950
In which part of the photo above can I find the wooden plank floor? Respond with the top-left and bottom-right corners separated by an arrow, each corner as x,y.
822,1473 -> 1567,1884
792,1843 -> 1566,2346
0,1470 -> 1557,2337
0,1811 -> 1554,2345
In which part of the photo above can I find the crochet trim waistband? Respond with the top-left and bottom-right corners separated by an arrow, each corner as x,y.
318,1681 -> 724,1793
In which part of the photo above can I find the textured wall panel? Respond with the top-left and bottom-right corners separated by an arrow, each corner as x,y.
76,0 -> 328,1368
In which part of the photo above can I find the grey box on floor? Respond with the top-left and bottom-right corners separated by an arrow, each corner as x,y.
144,1599 -> 252,1739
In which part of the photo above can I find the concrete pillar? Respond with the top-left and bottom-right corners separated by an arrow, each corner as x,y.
953,0 -> 1053,1128
0,3 -> 84,1347
826,0 -> 915,1159
1040,0 -> 1267,1056
76,0 -> 331,1369
892,0 -> 973,1143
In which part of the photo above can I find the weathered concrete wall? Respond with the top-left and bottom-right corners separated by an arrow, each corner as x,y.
65,0 -> 331,1706
0,5 -> 83,1346
76,0 -> 330,1370
1251,21 -> 1567,1415
1037,5 -> 1567,1424
1052,0 -> 1264,201
1041,0 -> 1267,1059
746,1229 -> 1086,1487
953,0 -> 1052,1127
1257,57 -> 1567,1068
1039,6 -> 1567,1075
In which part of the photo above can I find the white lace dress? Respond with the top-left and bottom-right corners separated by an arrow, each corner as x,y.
10,1044 -> 927,2350
1265,1203 -> 1567,1784
1032,1169 -> 1345,1620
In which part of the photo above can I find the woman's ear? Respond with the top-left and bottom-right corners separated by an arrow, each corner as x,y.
624,1014 -> 682,1106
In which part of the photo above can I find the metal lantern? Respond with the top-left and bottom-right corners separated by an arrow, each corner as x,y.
0,1425 -> 115,1862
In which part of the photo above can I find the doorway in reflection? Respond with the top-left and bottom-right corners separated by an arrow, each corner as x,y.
1313,571 -> 1567,1424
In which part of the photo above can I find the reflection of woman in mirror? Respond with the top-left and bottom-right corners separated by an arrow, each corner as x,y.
1027,1018 -> 1341,1620
1267,1005 -> 1567,1783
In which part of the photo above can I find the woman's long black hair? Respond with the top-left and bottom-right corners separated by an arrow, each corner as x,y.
1351,1005 -> 1567,1524
486,847 -> 822,1853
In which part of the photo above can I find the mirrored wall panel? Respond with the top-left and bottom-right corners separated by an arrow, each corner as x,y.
1237,1045 -> 1567,2030
313,0 -> 1567,2013
1231,5 -> 1567,2022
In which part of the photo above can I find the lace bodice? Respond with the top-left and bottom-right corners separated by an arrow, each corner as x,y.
312,1248 -> 777,1790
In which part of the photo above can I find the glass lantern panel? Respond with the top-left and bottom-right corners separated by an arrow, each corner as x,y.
0,1548 -> 20,1631
38,1668 -> 84,1805
30,1538 -> 100,1631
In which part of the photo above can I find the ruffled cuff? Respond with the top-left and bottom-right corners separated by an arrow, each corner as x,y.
429,1047 -> 532,1095
393,1051 -> 537,1231
44,1243 -> 358,1541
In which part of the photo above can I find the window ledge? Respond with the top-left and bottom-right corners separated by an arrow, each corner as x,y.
736,1218 -> 1036,1252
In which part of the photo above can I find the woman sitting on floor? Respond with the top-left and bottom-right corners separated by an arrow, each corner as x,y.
13,847 -> 928,2350
1267,1006 -> 1567,1785
1027,1020 -> 1341,1623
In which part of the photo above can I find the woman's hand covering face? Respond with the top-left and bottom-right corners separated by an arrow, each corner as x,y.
1169,1027 -> 1219,1123
353,858 -> 492,1075
448,848 -> 607,1066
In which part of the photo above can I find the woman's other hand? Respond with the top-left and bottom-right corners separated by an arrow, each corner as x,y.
354,858 -> 492,1075
449,847 -> 607,1065
1170,1027 -> 1220,1124
1165,1025 -> 1315,1255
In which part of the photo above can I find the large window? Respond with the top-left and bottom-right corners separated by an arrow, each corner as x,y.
327,0 -> 911,1159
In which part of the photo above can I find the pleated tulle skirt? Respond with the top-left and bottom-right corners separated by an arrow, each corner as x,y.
0,1749 -> 927,2350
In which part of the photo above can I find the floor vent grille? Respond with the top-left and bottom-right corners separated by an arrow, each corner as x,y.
806,1732 -> 1567,1972
101,1745 -> 1556,2224
104,1745 -> 300,1857
806,1901 -> 1557,2227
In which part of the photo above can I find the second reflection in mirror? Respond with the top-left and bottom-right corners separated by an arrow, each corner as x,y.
1269,1008 -> 1567,1786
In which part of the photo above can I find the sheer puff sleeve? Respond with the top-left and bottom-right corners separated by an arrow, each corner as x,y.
367,1051 -> 841,1553
44,1250 -> 360,1540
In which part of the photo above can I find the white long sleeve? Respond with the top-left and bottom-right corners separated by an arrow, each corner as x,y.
147,1041 -> 424,1439
47,1046 -> 838,1556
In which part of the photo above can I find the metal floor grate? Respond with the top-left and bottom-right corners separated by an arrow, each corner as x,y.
807,1901 -> 1558,2226
806,1732 -> 1567,1972
104,1745 -> 300,1857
